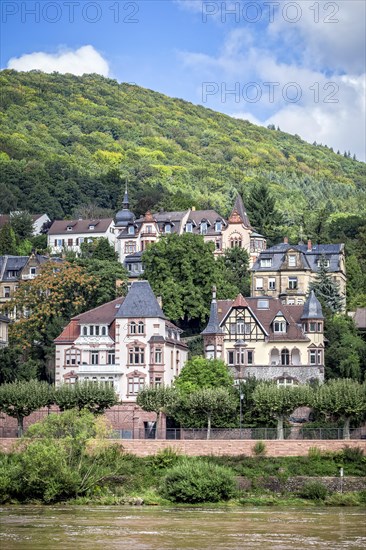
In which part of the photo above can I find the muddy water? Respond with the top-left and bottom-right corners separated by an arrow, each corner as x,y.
0,506 -> 365,549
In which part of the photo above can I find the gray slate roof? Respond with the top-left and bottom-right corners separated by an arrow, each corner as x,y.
201,293 -> 225,335
251,243 -> 344,273
0,255 -> 28,281
301,291 -> 324,320
115,280 -> 166,319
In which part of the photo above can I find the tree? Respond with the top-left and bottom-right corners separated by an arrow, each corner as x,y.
80,237 -> 117,261
136,385 -> 177,439
309,256 -> 344,314
0,346 -> 39,384
252,383 -> 310,439
10,211 -> 34,241
324,315 -> 366,380
142,233 -> 238,327
185,387 -> 237,439
220,247 -> 250,296
0,223 -> 17,255
246,183 -> 283,244
0,380 -> 54,436
55,382 -> 118,415
75,258 -> 128,307
312,379 -> 366,439
175,357 -> 233,394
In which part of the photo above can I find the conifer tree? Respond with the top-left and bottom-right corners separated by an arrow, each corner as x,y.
0,223 -> 17,255
309,256 -> 344,313
246,182 -> 283,245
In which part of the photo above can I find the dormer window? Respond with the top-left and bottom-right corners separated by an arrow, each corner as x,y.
186,222 -> 193,233
200,222 -> 208,235
215,221 -> 222,232
317,259 -> 330,268
273,320 -> 286,333
88,224 -> 95,230
128,225 -> 135,235
67,226 -> 73,231
260,258 -> 272,268
288,254 -> 296,267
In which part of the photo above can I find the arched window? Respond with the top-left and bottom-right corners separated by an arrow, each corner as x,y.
281,349 -> 290,366
101,326 -> 107,336
82,326 -> 87,336
138,321 -> 145,334
65,348 -> 81,366
230,237 -> 242,248
129,321 -> 137,334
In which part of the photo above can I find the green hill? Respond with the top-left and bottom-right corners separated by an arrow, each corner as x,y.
0,70 -> 365,230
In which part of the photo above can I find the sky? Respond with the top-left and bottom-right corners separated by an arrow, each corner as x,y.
1,0 -> 365,160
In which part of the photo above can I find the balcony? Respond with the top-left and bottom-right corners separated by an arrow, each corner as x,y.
78,364 -> 123,375
21,274 -> 36,280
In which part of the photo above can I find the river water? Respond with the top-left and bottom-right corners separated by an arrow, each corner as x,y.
0,506 -> 365,549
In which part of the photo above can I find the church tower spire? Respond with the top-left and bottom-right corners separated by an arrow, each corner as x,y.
201,286 -> 225,360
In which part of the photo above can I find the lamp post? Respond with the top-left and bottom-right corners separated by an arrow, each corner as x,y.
239,390 -> 244,439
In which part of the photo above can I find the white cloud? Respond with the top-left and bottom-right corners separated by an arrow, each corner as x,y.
7,45 -> 110,77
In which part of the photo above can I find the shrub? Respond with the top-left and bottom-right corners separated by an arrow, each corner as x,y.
307,446 -> 323,460
159,459 -> 235,503
252,440 -> 267,457
299,481 -> 328,501
150,447 -> 181,471
342,445 -> 364,463
325,492 -> 362,506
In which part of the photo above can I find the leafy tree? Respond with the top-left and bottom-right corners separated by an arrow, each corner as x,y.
309,256 -> 344,314
312,379 -> 366,439
174,356 -> 233,394
220,247 -> 250,296
0,223 -> 17,254
346,254 -> 366,309
324,315 -> 366,380
252,383 -> 310,439
142,233 -> 238,327
0,346 -> 39,383
136,385 -> 177,439
0,379 -> 54,436
80,237 -> 117,261
55,382 -> 118,414
75,258 -> 128,307
10,211 -> 34,241
184,387 -> 237,439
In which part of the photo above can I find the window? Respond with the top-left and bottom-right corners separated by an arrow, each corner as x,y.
288,277 -> 298,290
309,322 -> 316,332
67,226 -> 73,231
4,286 -> 10,298
277,377 -> 298,387
215,221 -> 222,232
317,322 -> 322,332
274,321 -> 286,333
30,267 -> 36,276
317,349 -> 322,364
146,225 -> 153,233
128,225 -> 135,235
65,348 -> 81,366
128,346 -> 144,365
138,321 -> 144,334
230,237 -> 242,248
67,238 -> 73,247
82,326 -> 87,336
227,351 -> 234,365
88,225 -> 95,230
91,352 -> 99,365
260,258 -> 272,267
154,377 -> 162,387
186,222 -> 193,233
236,321 -> 251,335
155,348 -> 162,363
317,259 -> 329,268
95,326 -> 100,336
288,298 -> 295,305
125,242 -> 136,254
200,222 -> 207,234
165,224 -> 171,234
281,349 -> 290,366
256,277 -> 264,290
288,254 -> 296,267
89,326 -> 94,336
257,299 -> 269,309
268,278 -> 276,290
310,349 -> 317,365
247,351 -> 253,365
215,241 -> 221,250
107,352 -> 115,365
129,321 -> 137,334
101,326 -> 107,336
128,376 -> 145,395
297,298 -> 303,305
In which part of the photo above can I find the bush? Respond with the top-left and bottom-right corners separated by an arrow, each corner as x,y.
149,448 -> 181,471
325,492 -> 362,506
342,445 -> 364,463
252,441 -> 267,457
299,481 -> 328,501
159,459 -> 235,503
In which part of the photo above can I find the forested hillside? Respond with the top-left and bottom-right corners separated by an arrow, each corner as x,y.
1,70 -> 365,234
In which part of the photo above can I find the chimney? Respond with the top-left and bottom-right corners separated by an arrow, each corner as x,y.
307,239 -> 312,251
157,296 -> 163,308
284,236 -> 288,244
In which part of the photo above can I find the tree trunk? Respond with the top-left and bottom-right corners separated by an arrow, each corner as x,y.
276,416 -> 284,440
343,417 -> 351,440
207,415 -> 211,440
155,411 -> 160,440
17,415 -> 24,438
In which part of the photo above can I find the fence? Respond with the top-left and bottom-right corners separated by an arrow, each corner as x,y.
112,427 -> 366,441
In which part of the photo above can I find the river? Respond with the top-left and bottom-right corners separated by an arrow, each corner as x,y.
0,506 -> 365,549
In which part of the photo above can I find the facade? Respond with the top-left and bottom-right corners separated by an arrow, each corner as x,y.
202,289 -> 325,385
0,253 -> 61,309
251,239 -> 346,307
0,314 -> 10,348
114,191 -> 266,278
47,218 -> 115,255
54,281 -> 188,401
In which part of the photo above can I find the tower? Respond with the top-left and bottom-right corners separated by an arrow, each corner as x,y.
201,286 -> 225,359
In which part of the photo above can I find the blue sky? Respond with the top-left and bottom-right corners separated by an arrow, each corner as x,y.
1,1 -> 365,159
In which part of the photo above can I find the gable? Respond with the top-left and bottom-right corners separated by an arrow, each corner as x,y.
221,305 -> 267,341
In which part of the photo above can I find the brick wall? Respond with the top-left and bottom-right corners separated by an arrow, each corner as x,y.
1,438 -> 365,457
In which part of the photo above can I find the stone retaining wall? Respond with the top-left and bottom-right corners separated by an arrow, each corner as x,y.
1,438 -> 365,457
235,476 -> 366,493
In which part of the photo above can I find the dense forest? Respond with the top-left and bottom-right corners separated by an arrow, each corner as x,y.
0,70 -> 365,240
